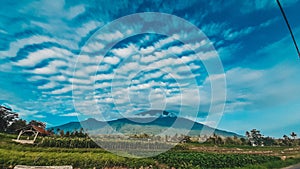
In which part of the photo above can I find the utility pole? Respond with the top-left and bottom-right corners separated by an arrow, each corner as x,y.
276,0 -> 300,57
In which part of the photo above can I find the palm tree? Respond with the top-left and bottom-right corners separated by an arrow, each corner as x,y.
290,132 -> 297,140
246,131 -> 250,138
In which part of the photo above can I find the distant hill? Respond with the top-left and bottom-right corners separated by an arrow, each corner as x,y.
49,110 -> 241,137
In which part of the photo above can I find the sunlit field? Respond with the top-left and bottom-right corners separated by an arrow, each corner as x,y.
1,133 -> 300,169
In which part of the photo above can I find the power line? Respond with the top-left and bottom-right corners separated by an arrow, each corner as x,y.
276,0 -> 300,57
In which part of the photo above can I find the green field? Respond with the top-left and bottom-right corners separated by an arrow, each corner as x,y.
1,133 -> 300,169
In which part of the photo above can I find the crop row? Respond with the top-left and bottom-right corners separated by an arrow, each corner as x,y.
39,137 -> 173,150
38,137 -> 99,148
153,151 -> 281,168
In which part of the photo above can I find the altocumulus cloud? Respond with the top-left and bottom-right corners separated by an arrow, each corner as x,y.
0,0 -> 299,137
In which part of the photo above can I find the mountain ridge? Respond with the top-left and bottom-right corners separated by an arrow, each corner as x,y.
49,111 -> 241,137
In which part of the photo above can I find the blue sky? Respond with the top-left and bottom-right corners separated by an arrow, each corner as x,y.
0,0 -> 300,138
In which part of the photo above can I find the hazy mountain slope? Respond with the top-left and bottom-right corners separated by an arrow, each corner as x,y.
49,114 -> 241,137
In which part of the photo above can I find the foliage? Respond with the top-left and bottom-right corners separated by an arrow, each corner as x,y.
154,151 -> 281,168
29,120 -> 46,128
56,128 -> 87,138
1,133 -> 300,169
0,147 -> 154,169
247,129 -> 264,146
204,134 -> 243,146
6,119 -> 26,133
0,105 -> 18,132
39,137 -> 99,148
291,132 -> 297,139
228,158 -> 300,169
38,136 -> 173,152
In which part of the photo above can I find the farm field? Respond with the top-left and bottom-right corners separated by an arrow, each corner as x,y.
1,133 -> 300,169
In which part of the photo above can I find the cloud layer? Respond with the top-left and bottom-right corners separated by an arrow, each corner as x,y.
0,0 -> 300,137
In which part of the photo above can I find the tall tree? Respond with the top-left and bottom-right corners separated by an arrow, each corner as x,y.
29,120 -> 46,129
0,105 -> 18,132
7,119 -> 27,133
290,132 -> 297,140
283,134 -> 291,146
246,129 -> 264,146
245,131 -> 250,138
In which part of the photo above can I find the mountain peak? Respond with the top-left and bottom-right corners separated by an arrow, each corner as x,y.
82,118 -> 98,122
137,110 -> 176,117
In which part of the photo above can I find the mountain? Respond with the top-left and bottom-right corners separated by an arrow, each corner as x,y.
49,111 -> 241,137
137,109 -> 176,117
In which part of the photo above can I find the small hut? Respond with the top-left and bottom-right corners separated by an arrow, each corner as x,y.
12,124 -> 49,144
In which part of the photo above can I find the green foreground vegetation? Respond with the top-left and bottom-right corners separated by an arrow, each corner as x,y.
1,133 -> 300,169
2,106 -> 300,168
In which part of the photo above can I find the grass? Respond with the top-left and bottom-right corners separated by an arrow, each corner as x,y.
0,149 -> 155,168
0,133 -> 155,168
1,133 -> 300,169
227,158 -> 300,169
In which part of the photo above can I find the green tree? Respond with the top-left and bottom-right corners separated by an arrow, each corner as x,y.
78,128 -> 86,137
290,132 -> 297,140
240,137 -> 247,145
29,120 -> 46,128
246,129 -> 264,146
262,136 -> 275,146
181,135 -> 191,143
65,131 -> 70,137
283,135 -> 291,146
0,105 -> 18,132
47,129 -> 54,135
216,136 -> 224,145
59,130 -> 65,137
7,119 -> 27,133
245,131 -> 250,138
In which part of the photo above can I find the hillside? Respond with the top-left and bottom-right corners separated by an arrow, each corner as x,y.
49,110 -> 241,137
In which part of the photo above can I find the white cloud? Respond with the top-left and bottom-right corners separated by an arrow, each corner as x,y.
115,62 -> 142,76
50,75 -> 67,82
82,42 -> 105,53
140,54 -> 157,63
60,112 -> 80,117
153,34 -> 180,49
1,36 -> 61,57
38,81 -> 58,90
16,47 -> 72,67
140,46 -> 155,55
201,22 -> 228,37
67,4 -> 85,19
103,56 -> 120,65
96,30 -> 124,42
69,77 -> 92,85
223,18 -> 279,41
111,44 -> 137,58
34,114 -> 46,118
94,73 -> 115,81
9,104 -> 39,118
50,85 -> 73,95
76,21 -> 103,37
94,82 -> 111,89
224,59 -> 300,112
97,64 -> 111,72
31,60 -> 67,75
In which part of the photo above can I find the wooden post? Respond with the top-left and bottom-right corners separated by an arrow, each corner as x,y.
17,130 -> 23,140
33,131 -> 39,142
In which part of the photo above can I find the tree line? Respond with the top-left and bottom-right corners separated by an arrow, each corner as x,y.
1,105 -> 299,146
